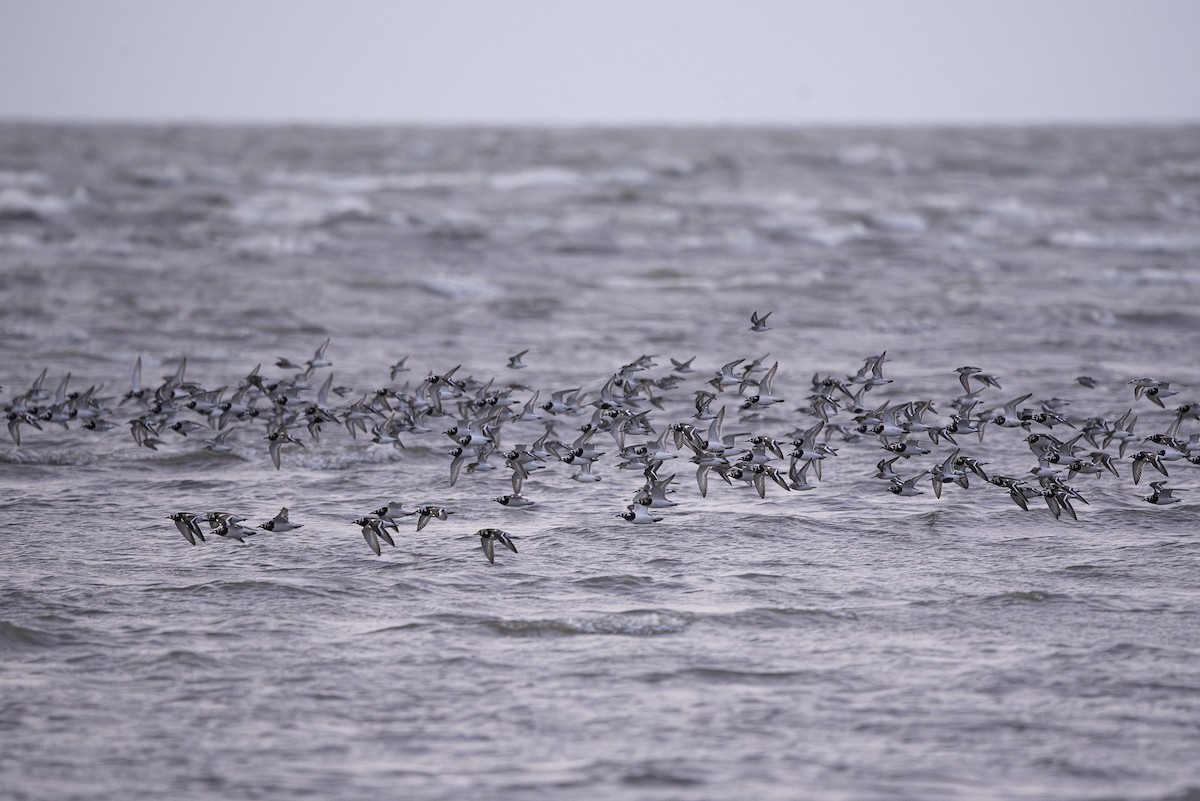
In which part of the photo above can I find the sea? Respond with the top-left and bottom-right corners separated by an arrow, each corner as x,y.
1,124 -> 1199,801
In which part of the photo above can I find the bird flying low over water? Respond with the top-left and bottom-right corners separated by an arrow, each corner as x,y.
495,492 -> 536,508
1143,481 -> 1181,505
168,512 -> 206,545
415,506 -> 451,531
259,507 -> 302,532
477,528 -> 518,564
354,516 -> 396,556
618,503 -> 663,524
889,471 -> 929,496
507,350 -> 530,370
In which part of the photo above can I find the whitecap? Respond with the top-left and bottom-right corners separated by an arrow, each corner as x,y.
0,186 -> 86,219
227,232 -> 327,257
0,170 -> 53,189
1047,229 -> 1200,253
417,275 -> 504,299
263,169 -> 387,194
230,191 -> 373,228
488,167 -> 584,191
490,610 -> 690,637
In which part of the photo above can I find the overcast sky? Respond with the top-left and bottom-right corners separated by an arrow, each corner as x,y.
2,0 -> 1197,125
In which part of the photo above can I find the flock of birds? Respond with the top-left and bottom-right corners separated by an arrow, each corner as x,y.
3,311 -> 1196,564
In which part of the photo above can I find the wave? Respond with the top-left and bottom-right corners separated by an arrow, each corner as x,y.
0,186 -> 86,220
0,169 -> 53,190
117,163 -> 188,187
230,190 -> 376,228
416,275 -> 504,299
159,579 -> 335,599
481,609 -> 690,637
639,665 -> 814,685
227,232 -> 329,258
973,590 -> 1069,605
142,649 -> 221,669
618,765 -> 706,788
260,164 -> 661,197
408,209 -> 490,240
489,167 -> 585,191
93,440 -> 411,471
358,622 -> 428,637
570,573 -> 670,590
1046,228 -> 1200,253
0,447 -> 99,466
0,619 -> 78,649
705,606 -> 860,627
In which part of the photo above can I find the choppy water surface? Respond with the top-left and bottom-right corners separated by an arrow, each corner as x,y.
2,124 -> 1199,800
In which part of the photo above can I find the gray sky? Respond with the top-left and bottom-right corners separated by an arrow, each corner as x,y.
2,0 -> 1198,125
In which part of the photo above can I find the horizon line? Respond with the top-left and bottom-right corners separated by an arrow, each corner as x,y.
4,115 -> 1200,129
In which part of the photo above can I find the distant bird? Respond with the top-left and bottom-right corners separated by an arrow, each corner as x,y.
709,359 -> 745,393
670,356 -> 697,374
739,361 -> 784,410
569,459 -> 602,482
974,372 -> 1003,390
6,410 -> 41,445
448,445 -> 477,486
1143,481 -> 1181,506
477,528 -> 518,564
874,456 -> 903,482
373,502 -> 419,525
1129,377 -> 1165,399
82,418 -> 117,433
205,512 -> 254,542
495,493 -> 536,509
203,428 -> 235,454
787,457 -> 817,491
259,507 -> 302,532
883,441 -> 931,458
889,471 -> 929,496
617,503 -> 663,524
507,349 -> 529,369
120,357 -> 148,406
354,516 -> 396,556
265,427 -> 305,469
168,512 -> 206,545
1103,409 -> 1139,457
930,449 -> 969,498
274,356 -> 303,370
956,366 -> 1003,392
955,366 -> 981,394
985,393 -> 1033,430
415,505 -> 451,531
1131,450 -> 1168,485
749,310 -> 772,332
306,338 -> 332,370
632,472 -> 678,508
1142,383 -> 1179,409
389,355 -> 411,379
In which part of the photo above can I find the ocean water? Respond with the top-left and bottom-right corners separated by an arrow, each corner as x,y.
1,124 -> 1199,801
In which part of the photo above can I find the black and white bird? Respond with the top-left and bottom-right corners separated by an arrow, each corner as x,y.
1143,481 -> 1181,506
354,516 -> 396,556
477,528 -> 518,564
415,506 -> 451,531
259,507 -> 302,533
168,512 -> 206,545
